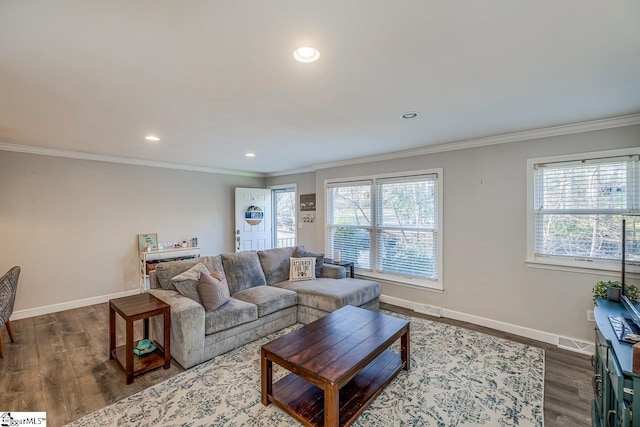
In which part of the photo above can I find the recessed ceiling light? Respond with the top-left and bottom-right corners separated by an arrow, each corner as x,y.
245,153 -> 256,158
293,47 -> 320,63
400,112 -> 420,119
145,135 -> 160,142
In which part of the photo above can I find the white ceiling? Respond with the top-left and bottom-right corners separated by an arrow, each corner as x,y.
1,1 -> 639,175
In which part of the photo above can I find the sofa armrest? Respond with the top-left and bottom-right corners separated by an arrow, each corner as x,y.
320,263 -> 346,279
148,289 -> 205,368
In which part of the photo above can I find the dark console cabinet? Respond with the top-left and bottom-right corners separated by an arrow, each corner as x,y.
593,298 -> 639,427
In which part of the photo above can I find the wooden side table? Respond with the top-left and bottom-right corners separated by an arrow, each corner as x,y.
324,258 -> 355,278
109,293 -> 171,384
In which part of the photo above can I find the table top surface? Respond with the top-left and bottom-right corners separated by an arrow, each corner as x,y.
109,292 -> 169,317
323,258 -> 354,266
262,305 -> 409,383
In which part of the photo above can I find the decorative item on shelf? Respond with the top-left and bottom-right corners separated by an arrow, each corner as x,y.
191,237 -> 198,247
182,241 -> 187,248
138,233 -> 158,251
593,280 -> 638,303
133,339 -> 156,356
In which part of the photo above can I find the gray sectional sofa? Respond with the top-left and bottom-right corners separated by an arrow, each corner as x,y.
147,246 -> 380,369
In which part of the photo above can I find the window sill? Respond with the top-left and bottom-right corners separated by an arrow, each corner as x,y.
526,259 -> 640,280
355,270 -> 444,292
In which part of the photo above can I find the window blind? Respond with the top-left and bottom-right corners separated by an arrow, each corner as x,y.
375,175 -> 438,278
533,155 -> 639,261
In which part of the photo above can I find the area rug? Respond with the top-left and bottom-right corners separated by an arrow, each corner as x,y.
67,311 -> 544,426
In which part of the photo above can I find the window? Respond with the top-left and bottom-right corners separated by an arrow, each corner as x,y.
271,185 -> 296,248
326,170 -> 443,289
528,149 -> 640,270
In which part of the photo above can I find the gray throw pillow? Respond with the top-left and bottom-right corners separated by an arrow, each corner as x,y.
294,247 -> 324,277
171,262 -> 210,304
198,268 -> 231,311
220,251 -> 267,294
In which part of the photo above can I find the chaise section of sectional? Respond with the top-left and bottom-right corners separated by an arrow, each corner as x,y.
272,277 -> 380,324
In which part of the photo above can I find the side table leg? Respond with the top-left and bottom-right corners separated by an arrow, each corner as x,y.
261,349 -> 272,406
143,318 -> 149,339
109,304 -> 115,360
401,325 -> 410,371
125,319 -> 134,384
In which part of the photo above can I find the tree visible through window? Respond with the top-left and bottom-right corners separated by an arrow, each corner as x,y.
326,172 -> 441,285
533,154 -> 640,264
273,187 -> 296,248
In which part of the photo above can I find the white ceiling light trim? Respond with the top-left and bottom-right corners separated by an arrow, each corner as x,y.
144,135 -> 160,142
293,47 -> 320,63
245,153 -> 256,157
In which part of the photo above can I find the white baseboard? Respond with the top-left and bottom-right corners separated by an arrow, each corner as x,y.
380,294 -> 594,354
10,289 -> 140,320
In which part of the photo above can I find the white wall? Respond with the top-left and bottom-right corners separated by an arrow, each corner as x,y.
0,151 -> 263,314
271,124 -> 640,342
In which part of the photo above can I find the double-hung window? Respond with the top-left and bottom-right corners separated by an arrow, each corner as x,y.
528,149 -> 640,271
326,169 -> 443,289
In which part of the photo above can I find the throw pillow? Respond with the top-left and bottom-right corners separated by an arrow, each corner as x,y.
171,262 -> 210,304
294,247 -> 324,277
289,257 -> 316,282
197,268 -> 231,311
220,251 -> 267,294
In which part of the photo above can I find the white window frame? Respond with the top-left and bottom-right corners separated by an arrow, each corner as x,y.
324,168 -> 443,290
526,147 -> 640,275
269,183 -> 297,248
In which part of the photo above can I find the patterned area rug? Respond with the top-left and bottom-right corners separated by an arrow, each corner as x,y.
67,311 -> 544,427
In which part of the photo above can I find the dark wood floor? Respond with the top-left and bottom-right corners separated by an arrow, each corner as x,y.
0,302 -> 593,427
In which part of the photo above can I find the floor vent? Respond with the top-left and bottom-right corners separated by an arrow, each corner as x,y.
413,304 -> 442,317
557,336 -> 595,355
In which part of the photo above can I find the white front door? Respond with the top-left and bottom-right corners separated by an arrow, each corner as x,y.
235,188 -> 272,252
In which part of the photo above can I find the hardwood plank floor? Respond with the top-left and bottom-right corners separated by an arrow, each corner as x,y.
0,302 -> 593,426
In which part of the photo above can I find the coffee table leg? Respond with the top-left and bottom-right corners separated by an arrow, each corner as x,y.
261,348 -> 272,406
163,309 -> 171,369
325,384 -> 339,426
401,325 -> 410,371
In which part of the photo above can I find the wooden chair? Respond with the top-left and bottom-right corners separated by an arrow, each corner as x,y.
0,266 -> 20,357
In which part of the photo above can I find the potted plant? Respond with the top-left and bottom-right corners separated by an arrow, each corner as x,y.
593,280 -> 638,303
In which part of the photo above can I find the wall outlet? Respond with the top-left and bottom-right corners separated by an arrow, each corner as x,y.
587,309 -> 595,322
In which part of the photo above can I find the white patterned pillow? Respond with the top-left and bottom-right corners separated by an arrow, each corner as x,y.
289,257 -> 316,282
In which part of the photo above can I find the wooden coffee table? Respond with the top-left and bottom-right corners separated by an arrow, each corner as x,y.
261,305 -> 410,427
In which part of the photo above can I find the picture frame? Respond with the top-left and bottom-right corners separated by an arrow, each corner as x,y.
138,233 -> 158,251
300,194 -> 316,211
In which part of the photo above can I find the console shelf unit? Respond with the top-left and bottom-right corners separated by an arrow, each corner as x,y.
139,247 -> 200,291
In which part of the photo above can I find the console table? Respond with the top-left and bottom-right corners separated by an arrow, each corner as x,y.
139,247 -> 200,291
593,298 -> 640,426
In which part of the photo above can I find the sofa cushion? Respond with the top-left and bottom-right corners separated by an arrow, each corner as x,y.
294,247 -> 324,277
198,268 -> 231,312
289,257 -> 316,281
204,298 -> 258,335
232,286 -> 297,317
221,251 -> 267,294
273,278 -> 380,312
257,247 -> 296,285
155,256 -> 222,290
172,262 -> 211,304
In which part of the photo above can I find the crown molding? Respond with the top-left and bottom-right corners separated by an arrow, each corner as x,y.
312,113 -> 640,170
265,166 -> 316,178
0,142 -> 264,178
